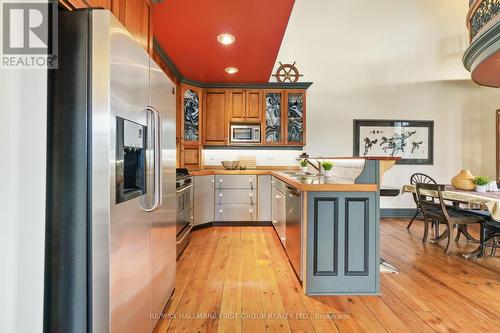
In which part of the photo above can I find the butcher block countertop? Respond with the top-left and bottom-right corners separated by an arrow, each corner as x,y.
189,169 -> 377,192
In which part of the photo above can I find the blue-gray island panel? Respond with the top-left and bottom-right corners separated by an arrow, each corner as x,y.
306,191 -> 380,295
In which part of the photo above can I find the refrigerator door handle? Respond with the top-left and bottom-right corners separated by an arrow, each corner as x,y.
143,105 -> 162,212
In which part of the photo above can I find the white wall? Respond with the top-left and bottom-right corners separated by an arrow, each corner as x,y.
0,69 -> 46,332
480,87 -> 500,180
271,0 -> 497,208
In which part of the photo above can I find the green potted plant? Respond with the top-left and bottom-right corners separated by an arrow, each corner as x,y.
321,161 -> 334,177
472,176 -> 490,193
300,159 -> 308,173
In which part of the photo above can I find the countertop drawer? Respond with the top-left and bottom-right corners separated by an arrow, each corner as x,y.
215,204 -> 257,221
215,189 -> 256,204
215,175 -> 257,189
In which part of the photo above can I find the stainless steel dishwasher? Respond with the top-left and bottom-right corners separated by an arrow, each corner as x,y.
285,184 -> 303,281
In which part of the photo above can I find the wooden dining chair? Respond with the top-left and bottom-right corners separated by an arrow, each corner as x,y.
416,183 -> 485,254
407,173 -> 437,230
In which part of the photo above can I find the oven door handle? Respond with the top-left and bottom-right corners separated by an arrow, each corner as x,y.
142,106 -> 162,212
176,183 -> 193,193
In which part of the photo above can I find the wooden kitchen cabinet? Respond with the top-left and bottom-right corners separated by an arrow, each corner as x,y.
285,90 -> 306,146
228,90 -> 246,122
59,0 -> 153,54
262,90 -> 285,145
203,90 -> 227,145
117,0 -> 153,54
179,84 -> 203,169
180,145 -> 202,169
245,90 -> 262,121
181,85 -> 202,145
229,89 -> 262,123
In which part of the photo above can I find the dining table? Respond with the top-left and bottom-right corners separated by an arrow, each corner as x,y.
402,184 -> 500,258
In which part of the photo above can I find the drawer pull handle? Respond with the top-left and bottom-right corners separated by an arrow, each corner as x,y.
275,195 -> 281,199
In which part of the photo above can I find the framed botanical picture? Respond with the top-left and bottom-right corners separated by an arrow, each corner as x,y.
353,119 -> 434,165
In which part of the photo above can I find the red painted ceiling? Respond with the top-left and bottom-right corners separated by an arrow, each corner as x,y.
153,0 -> 295,83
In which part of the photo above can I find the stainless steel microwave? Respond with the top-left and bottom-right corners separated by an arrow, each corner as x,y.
230,124 -> 261,143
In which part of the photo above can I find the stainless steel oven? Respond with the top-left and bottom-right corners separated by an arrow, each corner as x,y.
176,168 -> 193,258
230,124 -> 261,143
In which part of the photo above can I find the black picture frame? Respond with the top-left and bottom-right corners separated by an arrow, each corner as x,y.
353,119 -> 434,165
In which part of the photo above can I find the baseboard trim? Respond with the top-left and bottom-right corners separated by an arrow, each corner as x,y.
192,221 -> 273,230
381,208 -> 417,218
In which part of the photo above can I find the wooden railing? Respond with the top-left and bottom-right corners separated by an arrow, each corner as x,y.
467,0 -> 500,41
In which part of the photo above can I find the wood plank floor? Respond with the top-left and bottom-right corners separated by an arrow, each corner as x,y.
155,219 -> 500,333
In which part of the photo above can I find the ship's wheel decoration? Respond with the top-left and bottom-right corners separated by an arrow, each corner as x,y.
272,61 -> 303,83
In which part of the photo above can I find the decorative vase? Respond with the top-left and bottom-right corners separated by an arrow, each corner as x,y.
451,169 -> 475,191
475,185 -> 487,193
301,166 -> 308,173
324,170 -> 333,177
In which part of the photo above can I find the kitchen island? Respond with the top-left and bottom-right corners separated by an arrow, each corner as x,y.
190,157 -> 396,295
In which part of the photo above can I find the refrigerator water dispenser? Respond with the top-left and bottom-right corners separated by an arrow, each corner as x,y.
116,117 -> 146,203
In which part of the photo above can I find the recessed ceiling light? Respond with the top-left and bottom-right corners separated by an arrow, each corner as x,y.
225,67 -> 239,74
217,33 -> 235,45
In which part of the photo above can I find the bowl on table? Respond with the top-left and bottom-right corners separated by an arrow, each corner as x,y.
221,160 -> 240,170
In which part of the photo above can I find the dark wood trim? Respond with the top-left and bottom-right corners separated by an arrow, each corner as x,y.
344,198 -> 369,276
152,38 -> 183,81
496,109 -> 500,181
313,197 -> 338,276
182,79 -> 313,90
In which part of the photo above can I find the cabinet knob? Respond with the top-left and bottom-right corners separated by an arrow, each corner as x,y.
249,193 -> 253,197
275,195 -> 281,199
211,179 -> 215,183
219,209 -> 223,213
219,193 -> 223,197
272,220 -> 277,224
219,179 -> 223,183
249,209 -> 253,213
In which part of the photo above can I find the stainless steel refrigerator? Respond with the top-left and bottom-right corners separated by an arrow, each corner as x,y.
45,9 -> 176,333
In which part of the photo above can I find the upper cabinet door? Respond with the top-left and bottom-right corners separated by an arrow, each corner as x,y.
203,90 -> 227,145
183,88 -> 200,144
245,90 -> 262,122
263,90 -> 284,144
229,90 -> 246,122
285,90 -> 306,145
118,0 -> 153,54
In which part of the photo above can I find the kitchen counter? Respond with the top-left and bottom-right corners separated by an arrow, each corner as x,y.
189,169 -> 377,192
191,158 -> 396,296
